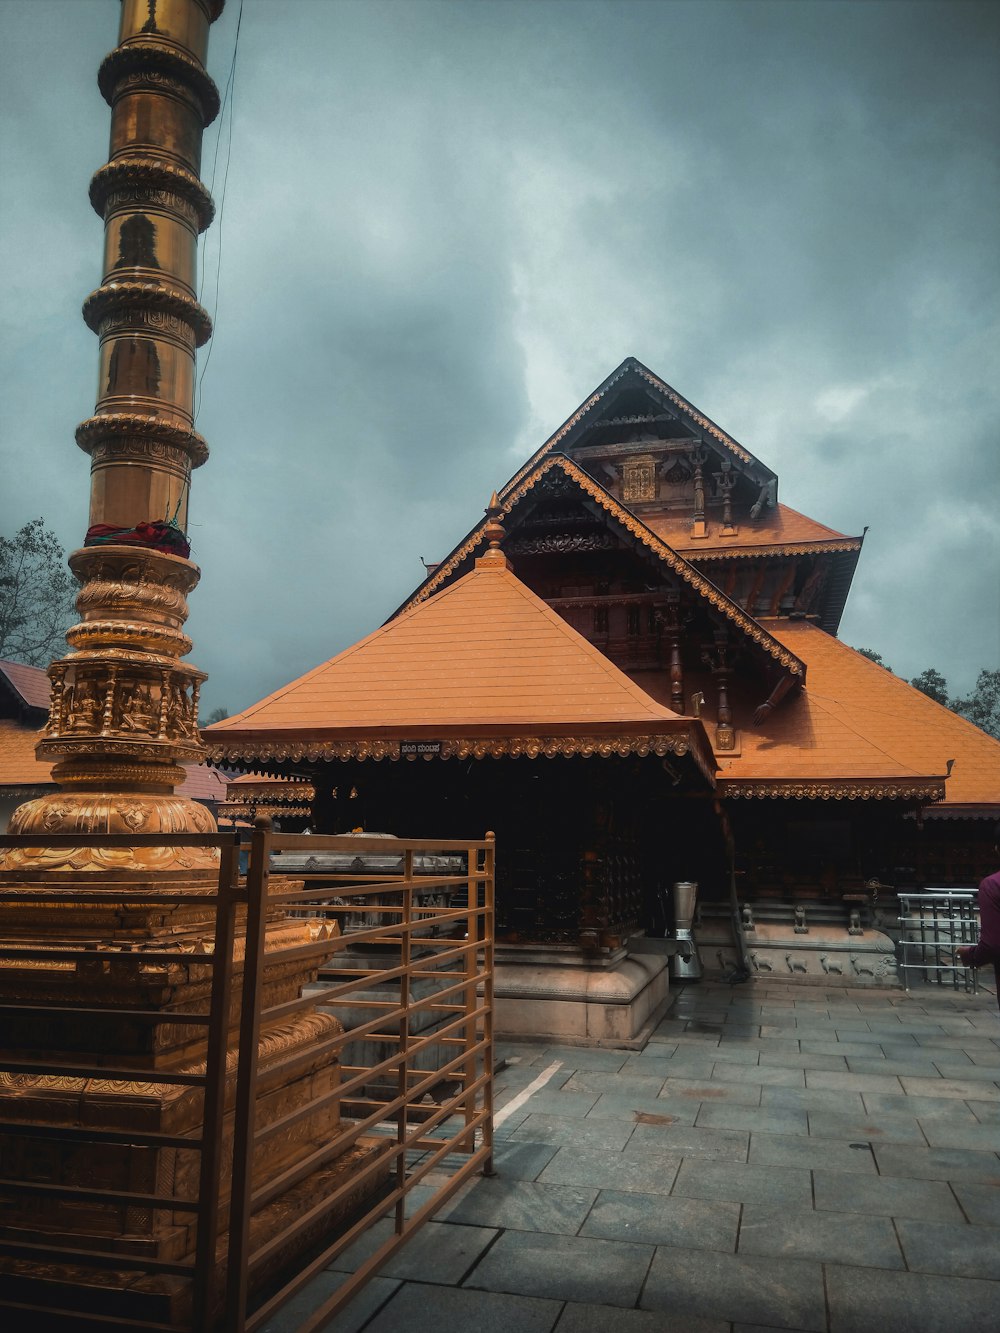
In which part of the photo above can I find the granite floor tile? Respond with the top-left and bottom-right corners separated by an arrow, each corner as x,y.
918,1118 -> 1000,1151
748,1132 -> 877,1173
798,1040 -> 892,1059
511,1113 -> 634,1150
621,1057 -> 719,1082
586,1093 -> 699,1126
694,1102 -> 809,1137
703,1044 -> 762,1065
806,1109 -> 927,1144
711,1063 -> 806,1088
580,1188 -> 739,1251
717,1037 -> 802,1055
825,1264 -> 1000,1333
488,1139 -> 559,1180
756,1050 -> 849,1072
931,1061 -> 1000,1082
805,1069 -> 903,1094
836,1027 -> 914,1045
640,1245 -> 825,1331
968,1099 -> 1000,1124
845,1056 -> 944,1077
952,1181 -> 1000,1225
762,1085 -> 867,1115
872,1142 -> 1000,1183
627,1122 -> 750,1160
659,1077 -> 763,1107
259,1274 -> 400,1333
362,1282 -> 562,1333
556,1303 -> 729,1333
539,1047 -> 630,1071
562,1070 -> 665,1096
514,1090 -> 602,1118
895,1217 -> 1000,1278
860,1092 -> 979,1121
670,1158 -> 813,1210
898,1075 -> 1000,1101
441,1177 -> 597,1234
738,1203 -> 904,1268
812,1168 -> 965,1221
466,1229 -> 653,1307
328,1219 -> 498,1284
538,1145 -> 682,1195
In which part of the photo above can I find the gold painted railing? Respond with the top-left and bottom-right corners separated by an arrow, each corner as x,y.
0,826 -> 496,1331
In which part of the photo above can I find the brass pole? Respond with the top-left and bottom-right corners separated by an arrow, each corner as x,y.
2,0 -> 226,879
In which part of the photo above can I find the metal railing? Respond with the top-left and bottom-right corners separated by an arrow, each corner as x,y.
0,826 -> 495,1331
897,889 -> 979,992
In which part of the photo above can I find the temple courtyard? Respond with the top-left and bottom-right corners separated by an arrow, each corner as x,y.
263,977 -> 1000,1333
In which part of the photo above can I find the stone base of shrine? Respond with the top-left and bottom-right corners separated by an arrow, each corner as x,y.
493,944 -> 670,1048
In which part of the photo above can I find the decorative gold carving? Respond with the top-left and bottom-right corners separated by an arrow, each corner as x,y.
97,42 -> 221,124
90,157 -> 215,231
405,456 -> 805,677
76,413 -> 209,468
691,539 -> 862,561
209,730 -> 713,780
720,781 -> 947,801
620,454 -> 658,503
83,281 -> 212,347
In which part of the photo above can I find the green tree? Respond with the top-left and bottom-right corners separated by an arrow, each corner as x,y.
910,667 -> 948,705
0,518 -> 76,666
200,706 -> 229,727
854,647 -> 893,672
950,669 -> 1000,740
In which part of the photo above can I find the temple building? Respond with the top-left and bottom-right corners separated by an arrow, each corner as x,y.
206,358 -> 1000,1037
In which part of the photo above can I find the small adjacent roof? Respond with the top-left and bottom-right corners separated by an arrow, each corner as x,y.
717,620 -> 1000,807
207,553 -> 715,778
645,503 -> 859,559
0,659 -> 51,713
0,719 -> 53,787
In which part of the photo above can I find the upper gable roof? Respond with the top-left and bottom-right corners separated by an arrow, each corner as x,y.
207,553 -> 715,778
717,620 -> 999,808
397,454 -> 806,681
502,357 -> 777,500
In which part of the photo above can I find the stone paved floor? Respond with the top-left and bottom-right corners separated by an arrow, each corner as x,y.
265,977 -> 1000,1333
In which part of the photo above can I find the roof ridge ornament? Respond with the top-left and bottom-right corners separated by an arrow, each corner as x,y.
476,492 -> 512,570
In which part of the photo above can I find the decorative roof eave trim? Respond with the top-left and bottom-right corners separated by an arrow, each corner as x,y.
500,359 -> 775,502
687,539 -> 864,562
207,729 -> 717,783
719,779 -> 947,802
913,803 -> 1000,821
398,456 -> 805,677
218,802 -> 313,819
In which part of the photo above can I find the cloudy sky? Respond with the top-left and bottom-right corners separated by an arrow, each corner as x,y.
1,0 -> 997,718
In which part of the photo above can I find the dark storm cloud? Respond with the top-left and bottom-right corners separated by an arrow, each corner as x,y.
1,0 -> 997,716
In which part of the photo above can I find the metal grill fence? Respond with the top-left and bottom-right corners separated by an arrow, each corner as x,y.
897,889 -> 980,993
0,825 -> 495,1331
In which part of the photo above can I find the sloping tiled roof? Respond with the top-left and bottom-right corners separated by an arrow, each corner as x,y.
645,504 -> 860,559
0,719 -> 53,786
717,620 -> 1000,806
0,720 -> 226,802
0,659 -> 51,712
207,554 -> 714,775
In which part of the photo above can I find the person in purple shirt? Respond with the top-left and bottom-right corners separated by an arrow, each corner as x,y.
958,825 -> 1000,1011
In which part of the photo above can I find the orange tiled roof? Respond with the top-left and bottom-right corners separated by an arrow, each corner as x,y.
717,620 -> 1000,806
208,556 -> 713,773
0,721 -> 226,801
645,504 -> 859,557
0,659 -> 51,711
0,719 -> 52,786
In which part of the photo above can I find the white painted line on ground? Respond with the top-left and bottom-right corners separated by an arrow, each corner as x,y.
493,1059 -> 563,1128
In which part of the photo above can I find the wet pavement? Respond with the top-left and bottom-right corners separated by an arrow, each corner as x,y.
267,977 -> 1000,1333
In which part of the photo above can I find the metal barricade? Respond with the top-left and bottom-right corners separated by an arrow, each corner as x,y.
897,889 -> 980,993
